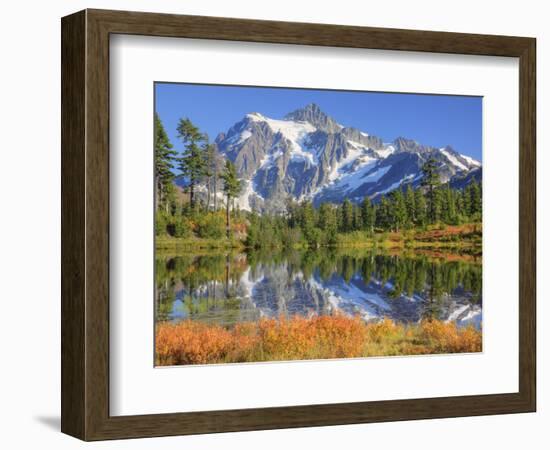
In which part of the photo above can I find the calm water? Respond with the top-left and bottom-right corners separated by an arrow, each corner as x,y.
155,249 -> 482,329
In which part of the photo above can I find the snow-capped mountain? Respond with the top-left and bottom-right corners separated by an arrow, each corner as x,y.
214,103 -> 481,212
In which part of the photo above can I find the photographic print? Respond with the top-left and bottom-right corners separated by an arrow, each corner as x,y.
154,83 -> 482,367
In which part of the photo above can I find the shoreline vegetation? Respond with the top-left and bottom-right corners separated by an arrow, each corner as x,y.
156,222 -> 482,256
155,315 -> 482,366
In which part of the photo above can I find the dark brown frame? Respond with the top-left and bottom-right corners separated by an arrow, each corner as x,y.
61,9 -> 536,441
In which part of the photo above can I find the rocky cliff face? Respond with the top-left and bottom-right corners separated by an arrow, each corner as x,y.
213,103 -> 481,212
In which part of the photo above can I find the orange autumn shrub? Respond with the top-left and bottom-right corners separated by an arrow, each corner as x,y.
155,315 -> 482,366
257,316 -> 318,360
257,314 -> 367,360
366,318 -> 401,343
311,314 -> 368,358
420,320 -> 482,353
155,321 -> 258,365
228,322 -> 260,362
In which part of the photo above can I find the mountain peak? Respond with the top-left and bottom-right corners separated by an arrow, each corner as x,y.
303,102 -> 322,113
284,103 -> 342,133
394,136 -> 417,146
392,136 -> 433,155
288,102 -> 322,114
245,112 -> 267,122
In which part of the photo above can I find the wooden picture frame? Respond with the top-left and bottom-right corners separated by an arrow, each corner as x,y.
61,9 -> 536,441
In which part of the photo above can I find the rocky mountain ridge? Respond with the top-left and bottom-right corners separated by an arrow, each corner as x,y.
212,103 -> 481,212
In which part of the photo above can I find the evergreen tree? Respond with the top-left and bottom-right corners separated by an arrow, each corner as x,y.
442,185 -> 457,224
353,205 -> 363,231
300,201 -> 316,236
245,212 -> 260,248
220,160 -> 242,238
318,203 -> 338,236
164,183 -> 177,216
432,188 -> 443,224
201,140 -> 224,211
414,188 -> 427,226
361,197 -> 376,233
341,199 -> 354,232
212,146 -> 225,211
404,185 -> 416,226
286,199 -> 302,229
154,113 -> 176,211
469,181 -> 482,219
376,195 -> 391,230
421,157 -> 441,223
462,186 -> 472,219
201,139 -> 215,210
176,118 -> 207,208
390,189 -> 407,232
455,191 -> 465,221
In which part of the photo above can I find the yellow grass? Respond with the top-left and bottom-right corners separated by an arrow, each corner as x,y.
155,316 -> 481,366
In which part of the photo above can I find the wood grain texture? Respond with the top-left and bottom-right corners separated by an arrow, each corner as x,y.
61,10 -> 86,439
85,10 -> 111,439
518,39 -> 536,410
61,8 -> 537,441
88,8 -> 532,56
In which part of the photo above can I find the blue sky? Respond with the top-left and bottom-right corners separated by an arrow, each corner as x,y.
155,83 -> 482,161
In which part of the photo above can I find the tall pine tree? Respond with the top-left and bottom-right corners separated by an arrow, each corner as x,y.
390,189 -> 407,232
352,205 -> 362,231
404,185 -> 416,226
414,188 -> 427,226
442,185 -> 457,224
300,201 -> 316,235
361,197 -> 376,233
201,140 -> 218,211
376,195 -> 391,230
341,199 -> 354,232
220,160 -> 242,238
469,181 -> 482,219
176,118 -> 207,208
318,203 -> 338,238
421,157 -> 441,223
154,113 -> 176,212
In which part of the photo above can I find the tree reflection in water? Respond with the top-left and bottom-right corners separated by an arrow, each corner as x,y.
155,249 -> 482,329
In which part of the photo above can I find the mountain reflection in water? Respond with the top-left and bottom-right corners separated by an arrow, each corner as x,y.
155,250 -> 482,330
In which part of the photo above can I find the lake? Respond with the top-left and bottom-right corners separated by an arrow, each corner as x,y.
155,249 -> 482,330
